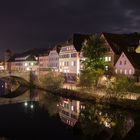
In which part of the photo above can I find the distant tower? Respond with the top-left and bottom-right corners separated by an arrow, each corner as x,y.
4,49 -> 12,70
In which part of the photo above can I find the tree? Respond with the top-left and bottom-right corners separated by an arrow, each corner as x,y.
78,35 -> 107,88
82,35 -> 107,70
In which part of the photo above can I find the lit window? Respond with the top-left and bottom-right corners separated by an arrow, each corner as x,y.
105,57 -> 108,62
129,69 -> 132,75
31,62 -> 34,66
71,61 -> 74,66
26,67 -> 30,71
105,65 -> 108,71
124,69 -> 127,75
120,69 -> 122,74
71,106 -> 74,111
108,56 -> 111,61
115,69 -> 117,74
25,63 -> 28,66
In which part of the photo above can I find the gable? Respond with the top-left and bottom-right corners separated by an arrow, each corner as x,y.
115,52 -> 135,70
101,34 -> 115,54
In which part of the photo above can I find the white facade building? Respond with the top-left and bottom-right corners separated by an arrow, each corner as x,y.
48,46 -> 61,71
8,54 -> 38,72
59,33 -> 90,82
59,43 -> 80,81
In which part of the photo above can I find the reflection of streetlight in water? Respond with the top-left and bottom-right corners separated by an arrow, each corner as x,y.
24,101 -> 34,109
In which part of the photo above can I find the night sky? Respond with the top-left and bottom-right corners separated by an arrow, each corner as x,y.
0,0 -> 140,56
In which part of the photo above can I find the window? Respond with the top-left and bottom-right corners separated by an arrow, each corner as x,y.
124,69 -> 127,75
129,69 -> 132,75
105,65 -> 108,71
108,56 -> 111,61
71,53 -> 77,57
105,57 -> 108,62
115,69 -> 117,74
120,69 -> 122,74
71,61 -> 74,66
74,61 -> 76,66
71,106 -> 74,111
124,60 -> 126,65
105,56 -> 111,62
67,62 -> 69,66
120,61 -> 122,65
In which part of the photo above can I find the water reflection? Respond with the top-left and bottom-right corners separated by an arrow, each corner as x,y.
75,103 -> 135,139
39,92 -> 136,139
59,98 -> 80,126
0,82 -> 138,140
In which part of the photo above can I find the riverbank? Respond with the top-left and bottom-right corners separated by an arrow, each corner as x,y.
2,75 -> 139,111
34,83 -> 140,110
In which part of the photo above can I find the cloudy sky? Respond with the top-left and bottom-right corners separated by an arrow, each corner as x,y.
0,0 -> 140,55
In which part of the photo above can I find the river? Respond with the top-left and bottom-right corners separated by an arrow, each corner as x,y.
0,80 -> 140,140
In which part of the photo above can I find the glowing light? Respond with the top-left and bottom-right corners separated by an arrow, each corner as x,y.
31,62 -> 34,66
24,102 -> 28,106
71,106 -> 74,111
30,104 -> 34,109
26,67 -> 30,71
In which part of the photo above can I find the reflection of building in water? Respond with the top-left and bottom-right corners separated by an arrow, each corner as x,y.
59,98 -> 80,126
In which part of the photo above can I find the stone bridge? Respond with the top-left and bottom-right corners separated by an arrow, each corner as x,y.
0,70 -> 39,82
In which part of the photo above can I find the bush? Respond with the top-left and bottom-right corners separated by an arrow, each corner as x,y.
40,72 -> 65,90
107,75 -> 135,97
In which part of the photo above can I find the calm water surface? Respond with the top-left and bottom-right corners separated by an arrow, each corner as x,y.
0,79 -> 140,140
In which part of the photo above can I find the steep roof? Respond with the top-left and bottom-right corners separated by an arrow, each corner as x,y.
8,54 -> 37,62
8,47 -> 53,62
73,33 -> 92,52
52,44 -> 62,54
102,32 -> 140,54
21,48 -> 52,56
123,51 -> 140,69
61,33 -> 92,52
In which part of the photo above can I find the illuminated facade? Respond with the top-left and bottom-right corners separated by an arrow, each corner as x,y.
38,55 -> 49,71
48,46 -> 61,71
115,51 -> 140,81
59,33 -> 90,82
59,43 -> 80,81
8,54 -> 38,72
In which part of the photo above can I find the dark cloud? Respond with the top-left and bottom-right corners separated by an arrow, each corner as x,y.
0,0 -> 140,57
